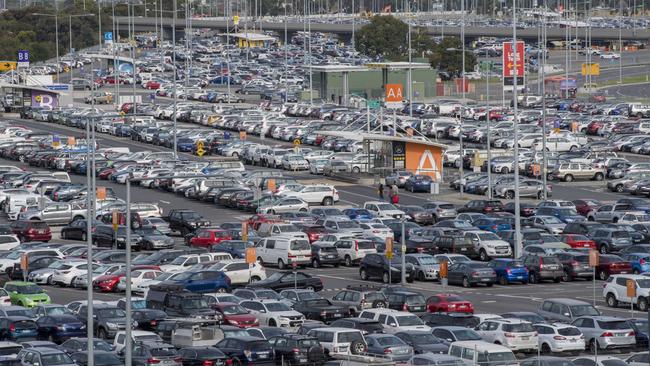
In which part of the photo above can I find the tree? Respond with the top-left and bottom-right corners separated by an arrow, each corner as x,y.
354,15 -> 408,60
428,37 -> 476,76
411,27 -> 436,57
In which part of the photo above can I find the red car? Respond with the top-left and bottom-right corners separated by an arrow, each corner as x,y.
572,199 -> 602,217
246,214 -> 281,231
10,220 -> 51,242
559,234 -> 596,249
596,254 -> 632,280
144,80 -> 161,89
93,265 -> 160,292
189,228 -> 232,248
212,302 -> 259,328
426,294 -> 474,314
301,224 -> 326,243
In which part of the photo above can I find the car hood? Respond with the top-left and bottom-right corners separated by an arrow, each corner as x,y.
481,240 -> 511,247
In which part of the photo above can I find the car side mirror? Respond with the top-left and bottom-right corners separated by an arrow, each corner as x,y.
446,338 -> 453,342
389,323 -> 397,327
260,309 -> 266,313
563,313 -> 570,317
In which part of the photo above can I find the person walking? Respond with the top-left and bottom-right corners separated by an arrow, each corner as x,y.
378,182 -> 384,199
391,184 -> 399,204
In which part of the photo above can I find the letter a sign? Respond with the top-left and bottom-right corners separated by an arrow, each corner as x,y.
385,84 -> 404,109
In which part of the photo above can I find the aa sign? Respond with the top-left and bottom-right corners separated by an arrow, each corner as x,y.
385,84 -> 404,109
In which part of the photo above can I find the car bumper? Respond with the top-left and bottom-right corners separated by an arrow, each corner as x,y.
550,340 -> 586,352
598,336 -> 636,349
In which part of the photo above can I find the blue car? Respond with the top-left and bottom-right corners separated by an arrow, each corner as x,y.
536,207 -> 585,224
176,138 -> 196,152
36,314 -> 86,343
210,240 -> 253,259
343,208 -> 374,221
404,175 -> 433,193
0,316 -> 38,341
171,270 -> 231,293
472,218 -> 512,233
487,258 -> 529,285
621,253 -> 650,274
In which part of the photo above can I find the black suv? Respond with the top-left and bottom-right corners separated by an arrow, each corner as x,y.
520,254 -> 564,283
555,251 -> 593,281
385,291 -> 427,313
359,254 -> 415,284
146,283 -> 220,320
420,312 -> 479,328
76,304 -> 128,339
120,342 -> 181,366
310,243 -> 340,268
590,227 -> 633,253
329,318 -> 385,334
457,200 -> 504,214
92,224 -> 142,250
268,334 -> 326,366
432,233 -> 476,257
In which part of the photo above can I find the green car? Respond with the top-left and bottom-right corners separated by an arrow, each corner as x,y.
4,281 -> 51,308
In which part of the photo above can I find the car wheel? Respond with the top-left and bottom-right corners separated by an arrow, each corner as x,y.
562,270 -> 572,282
360,269 -> 368,280
47,276 -> 53,285
268,319 -> 276,327
638,297 -> 649,312
351,340 -> 366,355
589,340 -> 598,353
61,231 -> 67,240
216,287 -> 227,293
98,328 -> 108,339
615,184 -> 624,193
479,249 -> 489,262
69,277 -> 76,287
417,271 -> 425,281
599,244 -> 609,254
462,277 -> 471,288
606,293 -> 619,307
278,259 -> 286,270
541,343 -> 551,353
312,259 -> 320,268
344,256 -> 352,267
529,272 -> 538,284
322,197 -> 333,206
352,167 -> 360,173
502,167 -> 509,174
257,257 -> 263,265
382,272 -> 390,283
599,270 -> 609,281
504,191 -> 514,199
564,174 -> 574,182
594,173 -> 604,181
499,276 -> 508,286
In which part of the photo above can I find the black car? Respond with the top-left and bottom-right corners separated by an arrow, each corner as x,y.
328,318 -> 385,335
555,252 -> 593,281
385,291 -> 427,313
268,334 -> 326,366
394,331 -> 449,354
457,200 -> 504,214
292,299 -> 348,323
35,314 -> 85,343
446,262 -> 496,288
124,342 -> 181,366
92,224 -> 142,250
214,336 -> 274,365
71,351 -> 122,366
60,219 -> 99,241
209,240 -> 252,259
359,254 -> 415,284
178,346 -> 228,366
132,309 -> 168,331
420,312 -> 479,328
60,337 -> 114,354
246,272 -> 323,292
76,304 -> 128,339
310,244 -> 340,268
11,255 -> 60,281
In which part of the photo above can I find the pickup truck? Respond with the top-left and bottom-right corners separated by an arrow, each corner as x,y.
17,203 -> 86,225
162,209 -> 211,236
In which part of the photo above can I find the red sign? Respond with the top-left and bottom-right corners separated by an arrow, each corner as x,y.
503,41 -> 525,78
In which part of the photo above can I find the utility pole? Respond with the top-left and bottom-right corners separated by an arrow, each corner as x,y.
512,0 -> 522,258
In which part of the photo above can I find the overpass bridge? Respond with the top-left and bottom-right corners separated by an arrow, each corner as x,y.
121,16 -> 650,43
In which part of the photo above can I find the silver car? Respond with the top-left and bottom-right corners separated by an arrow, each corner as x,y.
422,201 -> 457,222
529,215 -> 566,234
405,253 -> 440,281
571,316 -> 636,351
365,334 -> 413,362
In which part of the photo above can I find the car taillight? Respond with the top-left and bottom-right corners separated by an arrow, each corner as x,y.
641,259 -> 646,265
150,320 -> 157,327
9,324 -> 14,332
383,348 -> 392,354
174,358 -> 182,363
146,359 -> 160,364
292,348 -> 301,354
472,272 -> 479,276
629,331 -> 636,336
504,332 -> 515,338
601,332 -> 614,337
402,303 -> 409,311
571,260 -> 580,266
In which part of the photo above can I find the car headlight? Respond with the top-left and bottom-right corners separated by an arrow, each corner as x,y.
106,322 -> 118,329
117,238 -> 125,242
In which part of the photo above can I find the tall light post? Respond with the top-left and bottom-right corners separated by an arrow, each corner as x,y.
512,0 -> 522,258
33,12 -> 60,81
173,0 -> 178,158
459,0 -> 465,199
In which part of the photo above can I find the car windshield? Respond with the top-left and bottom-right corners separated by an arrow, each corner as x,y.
478,233 -> 500,241
298,292 -> 321,300
219,304 -> 248,315
409,333 -> 442,344
376,204 -> 397,210
93,264 -> 116,274
6,309 -> 35,318
570,305 -> 600,317
453,221 -> 473,228
45,306 -> 72,315
337,221 -> 360,229
170,256 -> 192,265
557,327 -> 582,336
377,336 -> 405,346
41,353 -> 75,365
184,298 -> 210,309
452,329 -> 482,340
478,352 -> 517,363
543,216 -> 563,224
556,209 -> 578,215
612,231 -> 630,238
290,240 -> 310,250
597,321 -> 630,330
637,279 -> 650,288
265,302 -> 291,312
502,323 -> 535,332
97,308 -> 126,318
17,284 -> 44,294
396,315 -> 423,326
417,256 -> 438,265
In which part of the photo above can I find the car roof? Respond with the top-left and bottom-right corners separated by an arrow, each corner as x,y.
543,298 -> 591,305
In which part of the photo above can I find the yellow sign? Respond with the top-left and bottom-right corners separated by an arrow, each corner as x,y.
0,61 -> 16,71
196,140 -> 205,157
239,131 -> 247,140
97,186 -> 107,200
242,222 -> 249,241
627,279 -> 636,298
20,253 -> 28,271
385,237 -> 393,259
293,139 -> 301,146
581,62 -> 600,76
67,136 -> 76,146
245,247 -> 256,264
439,261 -> 448,278
119,111 -> 125,117
35,95 -> 42,103
112,210 -> 120,231
233,15 -> 240,25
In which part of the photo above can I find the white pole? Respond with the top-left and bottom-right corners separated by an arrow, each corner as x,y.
512,0 -> 522,259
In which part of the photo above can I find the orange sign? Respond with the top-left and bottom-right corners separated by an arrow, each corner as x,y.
245,247 -> 256,264
385,237 -> 393,259
267,179 -> 276,192
439,261 -> 448,279
242,222 -> 249,241
385,84 -> 403,108
67,136 -> 76,146
96,186 -> 106,200
404,142 -> 443,181
627,279 -> 636,298
239,131 -> 247,140
20,253 -> 28,271
588,250 -> 599,267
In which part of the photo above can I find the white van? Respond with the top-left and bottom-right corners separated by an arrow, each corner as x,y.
255,236 -> 312,269
307,328 -> 366,356
5,193 -> 44,220
448,341 -> 518,366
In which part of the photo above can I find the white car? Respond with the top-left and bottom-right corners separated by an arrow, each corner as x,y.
603,274 -> 650,311
135,272 -> 184,295
363,201 -> 405,219
117,269 -> 163,292
358,222 -> 393,240
463,231 -> 512,261
600,52 -> 620,59
51,260 -> 96,286
159,254 -> 214,273
0,288 -> 11,306
240,300 -> 305,328
359,309 -> 431,334
475,319 -> 539,352
532,137 -> 578,152
208,260 -> 267,285
258,197 -> 309,214
280,184 -> 340,206
0,235 -> 20,251
533,323 -> 585,353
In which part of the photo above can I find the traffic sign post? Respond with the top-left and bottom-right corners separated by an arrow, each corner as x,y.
96,186 -> 106,200
440,261 -> 448,292
241,222 -> 249,242
104,32 -> 113,45
17,50 -> 29,68
627,279 -> 636,316
196,140 -> 205,157
385,84 -> 404,109
581,62 -> 600,76
589,250 -> 599,307
20,253 -> 28,282
385,237 -> 393,260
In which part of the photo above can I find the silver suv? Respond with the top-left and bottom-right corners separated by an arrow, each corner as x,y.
551,163 -> 606,182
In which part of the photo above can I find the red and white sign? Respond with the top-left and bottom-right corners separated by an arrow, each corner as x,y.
503,41 -> 525,78
385,84 -> 404,109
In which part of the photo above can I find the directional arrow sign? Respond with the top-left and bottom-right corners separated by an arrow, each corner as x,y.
503,41 -> 525,78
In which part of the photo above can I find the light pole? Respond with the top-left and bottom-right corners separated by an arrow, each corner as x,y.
512,0 -> 522,258
33,12 -> 60,81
